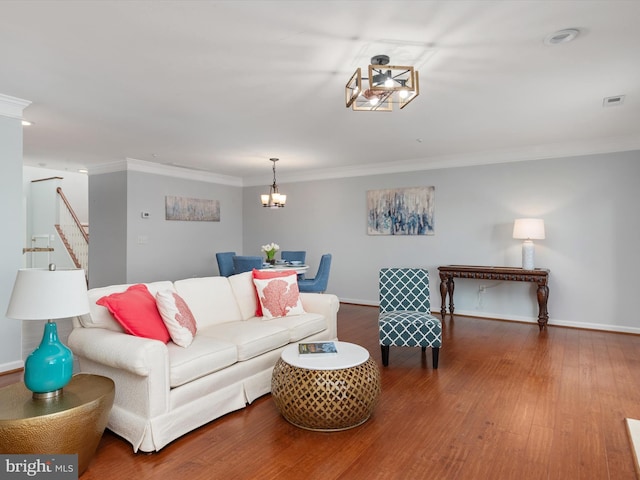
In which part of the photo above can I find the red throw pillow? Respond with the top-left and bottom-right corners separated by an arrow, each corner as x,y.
96,284 -> 170,343
252,269 -> 298,316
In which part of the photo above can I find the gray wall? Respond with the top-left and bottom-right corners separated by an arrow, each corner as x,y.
89,171 -> 128,288
89,169 -> 243,287
243,150 -> 640,333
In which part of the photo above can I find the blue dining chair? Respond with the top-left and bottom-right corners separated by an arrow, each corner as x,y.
216,251 -> 236,277
232,255 -> 263,274
297,254 -> 332,293
281,251 -> 306,264
281,250 -> 306,279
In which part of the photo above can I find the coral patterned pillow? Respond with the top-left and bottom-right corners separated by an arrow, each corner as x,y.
252,268 -> 297,316
96,284 -> 170,343
156,290 -> 198,348
253,273 -> 306,319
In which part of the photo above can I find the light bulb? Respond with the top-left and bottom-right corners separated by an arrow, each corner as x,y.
384,77 -> 394,88
399,90 -> 409,99
369,97 -> 379,106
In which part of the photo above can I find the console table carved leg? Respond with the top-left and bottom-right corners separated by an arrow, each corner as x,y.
536,284 -> 549,331
447,277 -> 455,315
439,274 -> 448,318
439,274 -> 455,319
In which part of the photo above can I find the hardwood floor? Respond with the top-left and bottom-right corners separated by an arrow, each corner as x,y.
3,304 -> 640,479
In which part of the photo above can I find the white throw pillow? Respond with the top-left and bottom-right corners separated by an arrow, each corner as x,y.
253,275 -> 306,319
156,290 -> 198,347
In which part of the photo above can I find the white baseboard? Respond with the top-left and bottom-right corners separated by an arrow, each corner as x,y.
0,360 -> 23,374
339,298 -> 377,307
338,298 -> 640,335
452,309 -> 640,334
451,309 -> 539,324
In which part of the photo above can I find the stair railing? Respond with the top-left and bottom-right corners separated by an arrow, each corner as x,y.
56,187 -> 89,278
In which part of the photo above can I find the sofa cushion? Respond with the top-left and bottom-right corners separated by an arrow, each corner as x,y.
80,281 -> 176,331
167,336 -> 238,388
96,284 -> 171,343
156,290 -> 198,348
228,272 -> 257,320
253,274 -> 305,319
198,321 -> 290,361
174,277 -> 243,328
251,269 -> 296,316
262,312 -> 328,342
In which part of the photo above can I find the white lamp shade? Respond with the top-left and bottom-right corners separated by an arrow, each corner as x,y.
513,218 -> 545,240
6,268 -> 90,320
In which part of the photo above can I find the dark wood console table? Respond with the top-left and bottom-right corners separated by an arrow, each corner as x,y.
437,265 -> 550,330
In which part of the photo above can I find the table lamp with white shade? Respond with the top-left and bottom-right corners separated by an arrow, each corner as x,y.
6,265 -> 89,399
513,218 -> 545,270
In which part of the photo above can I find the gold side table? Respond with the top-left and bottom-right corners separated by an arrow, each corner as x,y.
0,373 -> 115,476
271,342 -> 381,431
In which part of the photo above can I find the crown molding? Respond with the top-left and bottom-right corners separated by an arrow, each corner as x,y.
87,135 -> 640,187
0,94 -> 31,119
242,134 -> 640,186
88,158 -> 243,187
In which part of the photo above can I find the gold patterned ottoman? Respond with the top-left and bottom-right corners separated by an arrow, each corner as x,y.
271,341 -> 381,431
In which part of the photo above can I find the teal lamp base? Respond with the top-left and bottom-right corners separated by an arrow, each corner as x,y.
24,320 -> 74,399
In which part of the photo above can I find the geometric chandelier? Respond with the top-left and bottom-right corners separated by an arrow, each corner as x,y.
260,158 -> 287,208
345,54 -> 420,111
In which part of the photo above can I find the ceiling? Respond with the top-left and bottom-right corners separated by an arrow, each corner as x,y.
1,1 -> 639,185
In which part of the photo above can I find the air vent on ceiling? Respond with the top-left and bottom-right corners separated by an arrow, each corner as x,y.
603,95 -> 625,107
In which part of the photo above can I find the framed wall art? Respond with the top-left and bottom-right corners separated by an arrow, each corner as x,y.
165,195 -> 220,221
367,186 -> 435,235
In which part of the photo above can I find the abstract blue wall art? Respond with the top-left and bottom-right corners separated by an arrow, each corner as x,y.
367,186 -> 435,235
165,196 -> 220,221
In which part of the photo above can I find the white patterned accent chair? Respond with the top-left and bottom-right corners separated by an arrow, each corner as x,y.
378,268 -> 441,368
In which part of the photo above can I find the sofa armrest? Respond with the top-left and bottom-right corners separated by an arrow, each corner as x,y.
299,293 -> 340,340
68,328 -> 168,377
68,327 -> 171,443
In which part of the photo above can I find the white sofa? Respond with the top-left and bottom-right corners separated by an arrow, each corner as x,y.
67,271 -> 339,453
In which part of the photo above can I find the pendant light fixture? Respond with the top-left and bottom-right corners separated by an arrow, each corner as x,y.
261,158 -> 287,208
345,54 -> 419,111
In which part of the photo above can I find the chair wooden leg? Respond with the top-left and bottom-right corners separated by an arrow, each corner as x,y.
421,346 -> 426,353
432,347 -> 439,369
381,345 -> 389,366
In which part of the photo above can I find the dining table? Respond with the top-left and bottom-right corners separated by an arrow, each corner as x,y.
259,264 -> 309,275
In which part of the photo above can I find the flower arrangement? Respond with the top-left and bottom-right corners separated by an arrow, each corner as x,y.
261,242 -> 280,262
